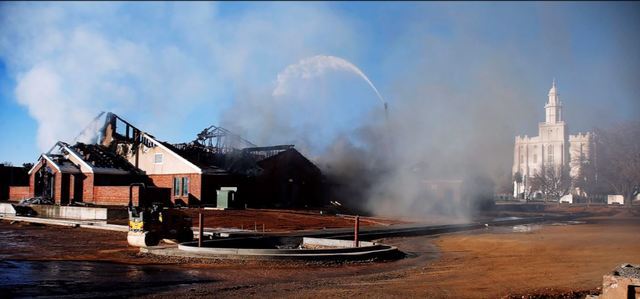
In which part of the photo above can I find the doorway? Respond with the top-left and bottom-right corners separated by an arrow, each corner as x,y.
34,166 -> 55,200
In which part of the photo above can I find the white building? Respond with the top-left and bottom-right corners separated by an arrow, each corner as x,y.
512,80 -> 594,198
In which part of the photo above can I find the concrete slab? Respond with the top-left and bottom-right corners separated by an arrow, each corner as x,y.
0,203 -> 16,215
0,214 -> 128,232
29,205 -> 108,220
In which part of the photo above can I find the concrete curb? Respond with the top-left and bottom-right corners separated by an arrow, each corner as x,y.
0,214 -> 128,232
143,238 -> 399,261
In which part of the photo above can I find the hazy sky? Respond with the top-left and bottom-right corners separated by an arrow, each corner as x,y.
0,2 -> 638,165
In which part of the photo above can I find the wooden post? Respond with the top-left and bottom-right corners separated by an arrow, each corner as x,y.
354,215 -> 360,247
198,213 -> 204,248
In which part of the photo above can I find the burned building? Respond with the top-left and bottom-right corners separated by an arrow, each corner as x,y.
100,113 -> 324,208
6,112 -> 325,208
249,147 -> 324,208
19,141 -> 156,205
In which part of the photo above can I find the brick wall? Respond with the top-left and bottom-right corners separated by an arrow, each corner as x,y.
93,185 -> 139,206
28,160 -> 45,198
83,173 -> 94,202
54,172 -> 62,203
9,186 -> 30,200
148,173 -> 201,205
27,159 -> 63,202
69,176 -> 75,201
28,170 -> 35,198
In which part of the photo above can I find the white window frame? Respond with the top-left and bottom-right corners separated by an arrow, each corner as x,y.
182,177 -> 189,196
173,177 -> 180,197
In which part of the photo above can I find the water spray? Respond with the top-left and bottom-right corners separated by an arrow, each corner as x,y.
273,55 -> 386,106
273,55 -> 392,154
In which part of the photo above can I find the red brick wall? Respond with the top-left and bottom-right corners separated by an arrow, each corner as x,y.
9,186 -> 30,200
83,173 -> 94,202
93,185 -> 139,206
53,172 -> 62,202
28,159 -> 63,202
148,173 -> 201,205
69,176 -> 75,201
28,160 -> 45,198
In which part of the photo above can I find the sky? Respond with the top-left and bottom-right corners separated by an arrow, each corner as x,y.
0,2 -> 639,166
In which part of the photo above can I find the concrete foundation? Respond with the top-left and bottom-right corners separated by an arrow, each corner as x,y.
143,236 -> 399,261
28,205 -> 108,220
0,214 -> 127,231
0,203 -> 16,215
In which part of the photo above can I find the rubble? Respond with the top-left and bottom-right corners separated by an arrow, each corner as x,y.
589,263 -> 640,299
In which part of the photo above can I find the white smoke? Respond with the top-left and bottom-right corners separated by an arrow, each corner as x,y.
273,55 -> 385,104
0,3 -> 359,153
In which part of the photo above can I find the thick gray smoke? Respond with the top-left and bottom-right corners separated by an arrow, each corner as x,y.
222,55 -> 516,220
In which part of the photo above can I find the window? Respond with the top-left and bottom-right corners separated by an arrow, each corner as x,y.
182,177 -> 189,196
154,153 -> 163,164
548,145 -> 553,163
533,154 -> 537,164
520,155 -> 524,164
173,177 -> 180,197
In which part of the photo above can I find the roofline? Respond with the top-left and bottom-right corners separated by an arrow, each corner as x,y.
143,133 -> 202,174
61,143 -> 95,173
27,157 -> 43,175
40,155 -> 62,173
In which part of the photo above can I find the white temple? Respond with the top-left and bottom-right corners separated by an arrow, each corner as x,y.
512,80 -> 594,198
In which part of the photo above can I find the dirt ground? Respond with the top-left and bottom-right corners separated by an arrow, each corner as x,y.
108,208 -> 406,232
1,210 -> 639,298
184,209 -> 406,232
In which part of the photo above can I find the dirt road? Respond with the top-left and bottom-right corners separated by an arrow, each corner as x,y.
1,216 -> 639,298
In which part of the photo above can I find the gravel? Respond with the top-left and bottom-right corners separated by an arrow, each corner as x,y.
613,263 -> 640,279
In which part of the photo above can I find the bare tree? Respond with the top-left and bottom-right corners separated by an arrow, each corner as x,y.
570,144 -> 603,203
529,162 -> 571,201
595,121 -> 640,206
513,171 -> 523,184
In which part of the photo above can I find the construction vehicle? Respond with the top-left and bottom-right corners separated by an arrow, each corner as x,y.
127,183 -> 194,247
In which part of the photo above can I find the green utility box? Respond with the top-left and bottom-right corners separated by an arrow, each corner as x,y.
216,187 -> 238,209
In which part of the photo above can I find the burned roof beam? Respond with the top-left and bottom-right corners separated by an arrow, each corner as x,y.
196,125 -> 257,152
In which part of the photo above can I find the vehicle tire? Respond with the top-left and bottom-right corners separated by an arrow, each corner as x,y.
177,229 -> 194,243
144,231 -> 160,246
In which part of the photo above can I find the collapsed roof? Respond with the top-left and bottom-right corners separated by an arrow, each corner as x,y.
95,112 -> 311,177
69,142 -> 139,173
42,141 -> 139,175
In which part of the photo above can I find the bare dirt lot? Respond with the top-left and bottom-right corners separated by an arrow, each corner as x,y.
1,209 -> 639,298
107,208 -> 406,231
183,208 -> 406,232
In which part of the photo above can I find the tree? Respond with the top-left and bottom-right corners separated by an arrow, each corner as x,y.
513,171 -> 523,184
22,163 -> 34,170
596,121 -> 640,207
529,162 -> 571,201
570,143 -> 602,202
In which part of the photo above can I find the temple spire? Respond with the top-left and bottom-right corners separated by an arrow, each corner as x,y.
545,78 -> 562,123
